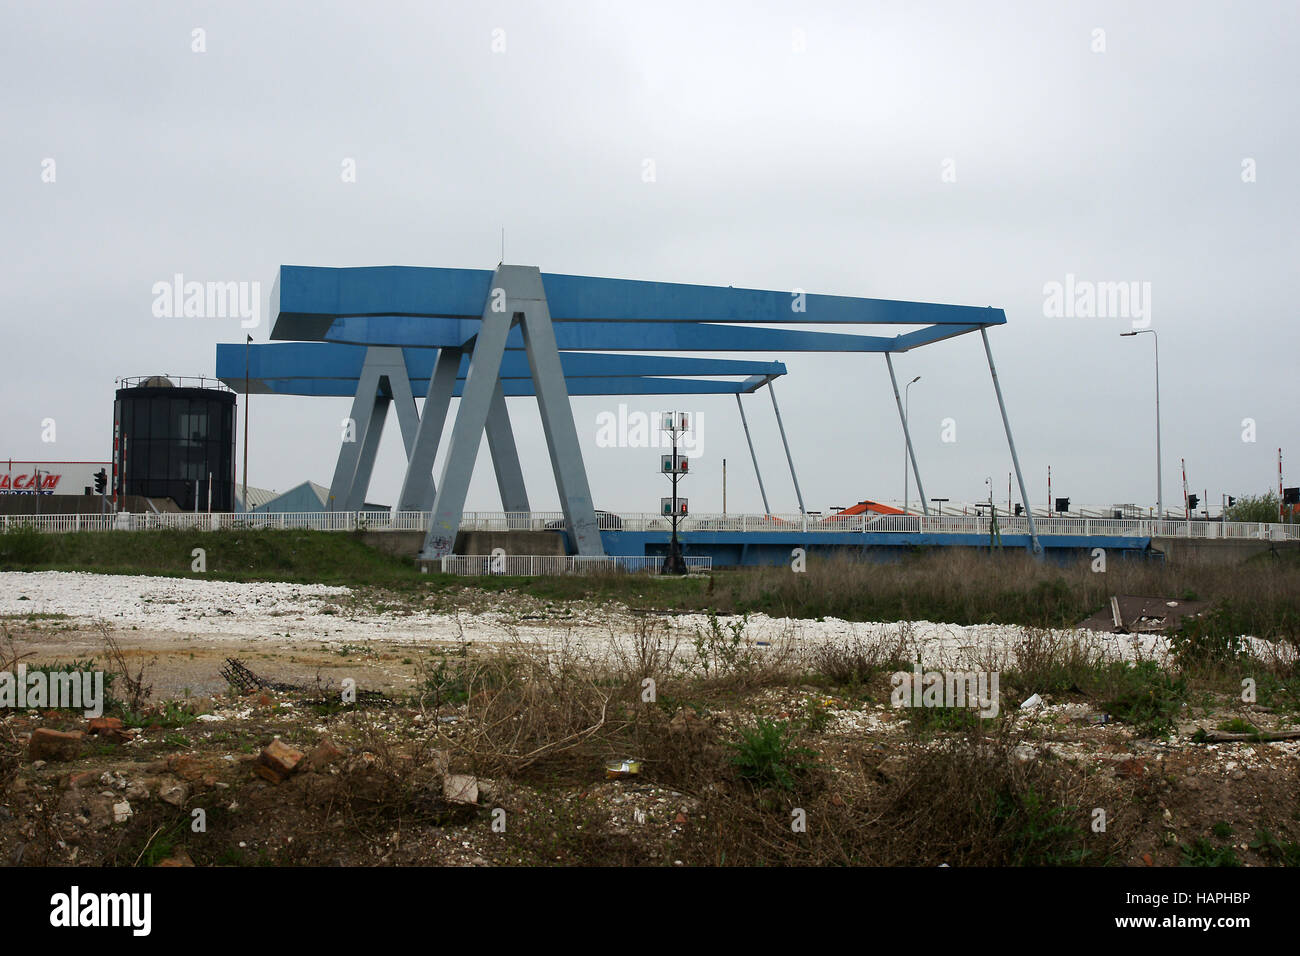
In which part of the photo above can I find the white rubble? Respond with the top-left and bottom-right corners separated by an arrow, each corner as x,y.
1,570 -> 1285,669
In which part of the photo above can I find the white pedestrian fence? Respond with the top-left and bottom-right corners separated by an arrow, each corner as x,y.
2,510 -> 1297,541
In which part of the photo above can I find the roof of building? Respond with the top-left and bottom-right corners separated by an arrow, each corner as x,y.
234,485 -> 279,511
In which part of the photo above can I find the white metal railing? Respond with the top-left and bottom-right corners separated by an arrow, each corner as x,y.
3,510 -> 1299,541
431,554 -> 712,575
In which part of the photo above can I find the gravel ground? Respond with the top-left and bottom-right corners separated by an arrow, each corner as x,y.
0,570 -> 1288,670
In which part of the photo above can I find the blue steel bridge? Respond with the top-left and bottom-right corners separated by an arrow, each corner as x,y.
11,509 -> 1300,567
209,261 -> 1193,565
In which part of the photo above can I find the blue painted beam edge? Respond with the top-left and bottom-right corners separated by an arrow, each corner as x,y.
272,264 -> 1006,327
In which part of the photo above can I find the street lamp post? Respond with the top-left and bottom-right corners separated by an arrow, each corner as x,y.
1121,330 -> 1163,521
904,375 -> 920,513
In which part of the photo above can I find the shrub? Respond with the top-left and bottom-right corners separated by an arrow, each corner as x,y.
806,632 -> 909,687
728,717 -> 816,791
996,786 -> 1094,866
0,524 -> 47,565
1224,491 -> 1292,524
1097,661 -> 1186,737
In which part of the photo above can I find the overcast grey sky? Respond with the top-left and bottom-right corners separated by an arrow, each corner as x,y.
4,0 -> 1296,515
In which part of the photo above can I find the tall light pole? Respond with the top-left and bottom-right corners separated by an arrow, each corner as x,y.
904,375 -> 920,512
1121,329 -> 1162,520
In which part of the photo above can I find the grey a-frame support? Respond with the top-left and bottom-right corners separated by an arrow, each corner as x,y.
396,346 -> 460,513
735,393 -> 771,514
327,346 -> 419,511
394,349 -> 531,515
767,380 -> 805,515
981,327 -> 1040,553
885,353 -> 929,516
419,265 -> 602,559
486,380 -> 530,513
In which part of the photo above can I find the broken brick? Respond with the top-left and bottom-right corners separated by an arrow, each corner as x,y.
255,739 -> 304,784
28,728 -> 84,762
1117,758 -> 1148,779
88,716 -> 124,735
167,754 -> 208,782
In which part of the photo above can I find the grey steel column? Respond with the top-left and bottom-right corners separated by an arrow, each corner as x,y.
513,266 -> 603,556
327,348 -> 384,510
767,379 -> 805,515
397,346 -> 459,513
735,393 -> 771,514
385,348 -> 420,460
980,326 -> 1040,553
885,353 -> 929,516
343,346 -> 413,511
420,270 -> 515,559
486,379 -> 530,513
345,395 -> 389,511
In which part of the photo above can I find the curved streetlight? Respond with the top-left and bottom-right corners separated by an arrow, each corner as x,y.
1121,329 -> 1162,520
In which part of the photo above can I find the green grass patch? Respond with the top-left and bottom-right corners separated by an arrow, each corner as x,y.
0,527 -> 430,588
1180,837 -> 1240,867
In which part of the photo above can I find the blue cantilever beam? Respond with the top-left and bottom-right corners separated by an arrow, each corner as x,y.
215,343 -> 786,389
314,316 -> 907,352
230,376 -> 771,398
269,265 -> 1004,351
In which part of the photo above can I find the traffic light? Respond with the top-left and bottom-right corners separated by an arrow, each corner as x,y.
1226,496 -> 1236,508
1014,504 -> 1023,516
1187,494 -> 1199,511
94,469 -> 107,495
1055,497 -> 1070,514
1284,488 -> 1299,505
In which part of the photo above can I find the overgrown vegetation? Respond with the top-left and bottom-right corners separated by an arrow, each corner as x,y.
1224,490 -> 1295,524
5,604 -> 1300,867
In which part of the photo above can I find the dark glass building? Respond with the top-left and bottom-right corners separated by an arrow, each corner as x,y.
113,377 -> 236,512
